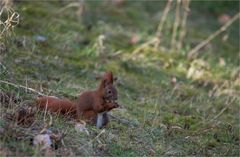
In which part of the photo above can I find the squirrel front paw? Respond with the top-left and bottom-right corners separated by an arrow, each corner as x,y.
104,102 -> 119,111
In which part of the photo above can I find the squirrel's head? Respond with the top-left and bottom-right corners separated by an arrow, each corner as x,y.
103,83 -> 118,102
99,71 -> 118,102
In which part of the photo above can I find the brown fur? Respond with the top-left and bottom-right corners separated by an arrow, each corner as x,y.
36,96 -> 76,115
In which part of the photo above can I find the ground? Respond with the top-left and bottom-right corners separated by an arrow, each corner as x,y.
0,1 -> 239,156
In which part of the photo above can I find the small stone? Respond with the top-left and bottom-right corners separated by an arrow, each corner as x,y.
34,35 -> 47,42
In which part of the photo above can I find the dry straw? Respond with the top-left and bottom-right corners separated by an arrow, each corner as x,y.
132,0 -> 173,55
188,12 -> 240,59
176,0 -> 190,50
0,2 -> 19,39
170,0 -> 181,50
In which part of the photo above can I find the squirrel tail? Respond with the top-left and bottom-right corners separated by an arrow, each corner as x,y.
36,96 -> 76,115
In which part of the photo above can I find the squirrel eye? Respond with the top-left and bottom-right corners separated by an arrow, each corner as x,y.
108,90 -> 112,94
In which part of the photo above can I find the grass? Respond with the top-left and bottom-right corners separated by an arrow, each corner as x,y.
0,1 -> 239,156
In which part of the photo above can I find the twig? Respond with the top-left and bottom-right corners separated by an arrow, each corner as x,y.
79,129 -> 105,150
209,97 -> 236,122
170,125 -> 217,137
0,80 -> 46,96
188,12 -> 240,59
41,112 -> 53,134
0,7 -> 19,38
177,0 -> 190,50
171,0 -> 181,50
154,0 -> 173,48
193,97 -> 236,128
96,34 -> 106,56
131,0 -> 173,55
151,102 -> 160,128
0,0 -> 13,8
57,1 -> 83,14
0,62 -> 6,70
61,129 -> 68,147
108,113 -> 139,126
184,125 -> 217,138
156,0 -> 173,39
131,37 -> 159,55
192,125 -> 217,136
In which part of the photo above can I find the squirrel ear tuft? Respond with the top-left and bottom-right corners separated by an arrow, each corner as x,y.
99,71 -> 115,90
99,78 -> 108,90
103,71 -> 114,84
104,79 -> 109,87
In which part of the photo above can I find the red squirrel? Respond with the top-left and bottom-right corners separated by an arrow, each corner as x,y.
36,72 -> 119,128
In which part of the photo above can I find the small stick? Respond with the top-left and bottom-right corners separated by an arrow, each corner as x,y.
56,1 -> 83,14
131,0 -> 173,54
177,0 -> 190,50
188,12 -> 240,59
171,0 -> 181,50
0,80 -> 46,96
154,0 -> 173,49
131,37 -> 159,55
156,0 -> 173,39
0,62 -> 6,70
96,34 -> 106,55
108,113 -> 138,126
79,129 -> 106,150
0,7 -> 19,37
209,97 -> 236,122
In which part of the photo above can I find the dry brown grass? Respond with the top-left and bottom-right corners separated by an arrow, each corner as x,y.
1,0 -> 13,8
0,0 -> 19,39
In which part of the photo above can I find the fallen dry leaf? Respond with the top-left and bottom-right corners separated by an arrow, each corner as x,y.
171,77 -> 177,84
75,121 -> 89,135
129,34 -> 140,45
218,14 -> 231,25
187,59 -> 211,80
219,57 -> 226,67
33,134 -> 52,150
